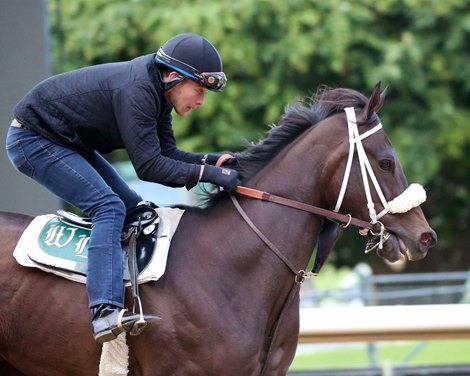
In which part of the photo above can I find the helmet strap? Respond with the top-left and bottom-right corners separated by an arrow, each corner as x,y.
161,75 -> 185,91
156,67 -> 185,91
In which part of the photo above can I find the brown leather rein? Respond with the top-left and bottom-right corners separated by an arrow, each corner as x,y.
235,186 -> 374,231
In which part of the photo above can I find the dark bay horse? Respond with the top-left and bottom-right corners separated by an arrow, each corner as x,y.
0,83 -> 436,376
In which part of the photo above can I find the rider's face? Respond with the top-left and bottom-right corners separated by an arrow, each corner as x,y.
164,74 -> 207,116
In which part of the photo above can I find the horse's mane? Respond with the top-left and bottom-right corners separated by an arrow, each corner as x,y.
201,86 -> 370,206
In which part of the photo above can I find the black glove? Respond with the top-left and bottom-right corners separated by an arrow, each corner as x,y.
219,156 -> 240,169
200,165 -> 240,192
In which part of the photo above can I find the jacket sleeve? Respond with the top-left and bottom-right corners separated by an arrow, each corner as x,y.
112,83 -> 201,189
156,108 -> 206,164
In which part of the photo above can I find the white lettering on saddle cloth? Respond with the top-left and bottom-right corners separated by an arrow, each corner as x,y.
44,224 -> 90,257
13,208 -> 185,285
22,216 -> 94,275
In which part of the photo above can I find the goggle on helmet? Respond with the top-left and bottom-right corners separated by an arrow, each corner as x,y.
155,48 -> 227,92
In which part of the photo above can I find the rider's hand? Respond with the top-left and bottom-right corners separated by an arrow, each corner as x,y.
199,165 -> 240,192
202,153 -> 237,167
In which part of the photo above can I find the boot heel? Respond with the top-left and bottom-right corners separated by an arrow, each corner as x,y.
94,329 -> 118,343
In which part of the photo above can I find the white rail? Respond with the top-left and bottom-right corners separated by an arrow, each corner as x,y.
299,304 -> 470,343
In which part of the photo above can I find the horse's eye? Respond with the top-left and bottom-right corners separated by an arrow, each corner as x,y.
379,159 -> 393,171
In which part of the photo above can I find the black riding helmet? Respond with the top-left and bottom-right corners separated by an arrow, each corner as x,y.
155,33 -> 227,92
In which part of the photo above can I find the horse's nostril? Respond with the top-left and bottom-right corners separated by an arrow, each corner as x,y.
420,231 -> 437,248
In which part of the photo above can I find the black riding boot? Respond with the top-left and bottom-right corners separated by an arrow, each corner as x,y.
91,304 -> 162,343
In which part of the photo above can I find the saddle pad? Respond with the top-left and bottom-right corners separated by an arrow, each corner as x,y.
13,208 -> 185,285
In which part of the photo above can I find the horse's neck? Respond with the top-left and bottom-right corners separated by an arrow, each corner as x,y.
171,126 -> 330,315
254,127 -> 331,203
197,133 -> 326,290
237,126 -> 333,274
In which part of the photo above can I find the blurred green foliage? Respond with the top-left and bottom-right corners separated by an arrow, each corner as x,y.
48,0 -> 469,271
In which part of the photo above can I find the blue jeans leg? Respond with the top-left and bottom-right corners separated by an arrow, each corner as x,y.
84,151 -> 142,212
6,126 -> 142,308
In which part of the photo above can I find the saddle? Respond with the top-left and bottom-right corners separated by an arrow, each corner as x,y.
56,202 -> 160,275
15,205 -> 185,287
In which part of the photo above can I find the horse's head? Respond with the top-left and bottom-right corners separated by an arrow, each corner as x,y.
211,82 -> 436,265
324,82 -> 437,263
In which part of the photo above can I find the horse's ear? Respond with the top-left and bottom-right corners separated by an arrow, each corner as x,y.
380,85 -> 389,103
362,81 -> 386,121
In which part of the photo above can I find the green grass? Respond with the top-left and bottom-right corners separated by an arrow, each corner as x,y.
290,340 -> 470,370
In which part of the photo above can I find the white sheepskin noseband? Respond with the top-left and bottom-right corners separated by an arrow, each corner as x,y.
386,183 -> 426,214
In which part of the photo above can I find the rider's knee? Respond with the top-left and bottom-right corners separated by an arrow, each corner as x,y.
90,193 -> 127,222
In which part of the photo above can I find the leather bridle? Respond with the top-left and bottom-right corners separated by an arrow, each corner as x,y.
234,185 -> 373,230
230,106 -> 427,271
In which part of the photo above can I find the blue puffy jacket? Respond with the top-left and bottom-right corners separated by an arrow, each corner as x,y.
13,54 -> 203,189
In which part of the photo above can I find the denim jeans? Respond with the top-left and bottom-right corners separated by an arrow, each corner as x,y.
6,125 -> 142,308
